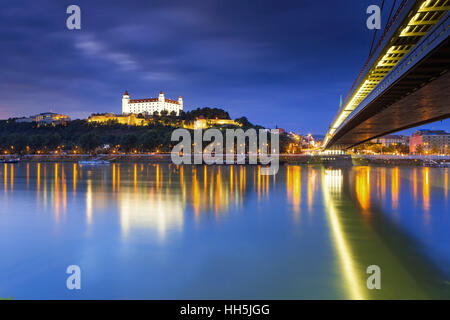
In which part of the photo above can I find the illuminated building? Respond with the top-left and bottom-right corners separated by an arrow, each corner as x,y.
183,116 -> 240,129
122,90 -> 183,116
371,135 -> 409,147
410,130 -> 450,154
88,113 -> 148,126
16,112 -> 70,125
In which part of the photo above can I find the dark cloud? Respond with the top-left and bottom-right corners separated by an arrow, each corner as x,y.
0,0 -> 448,134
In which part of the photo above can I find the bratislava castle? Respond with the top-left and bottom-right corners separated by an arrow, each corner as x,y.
122,90 -> 183,115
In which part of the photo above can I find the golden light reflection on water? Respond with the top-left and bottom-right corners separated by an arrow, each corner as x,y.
86,178 -> 93,225
62,165 -> 67,214
10,164 -> 14,192
413,168 -> 418,204
43,165 -> 47,208
54,163 -> 59,220
116,164 -> 251,239
9,164 -> 245,238
37,163 -> 40,197
1,163 -> 445,244
112,163 -> 115,193
391,167 -> 400,210
134,163 -> 137,191
423,167 -> 430,213
286,166 -> 301,218
26,163 -> 29,189
117,164 -> 120,191
323,169 -> 365,300
0,164 -> 443,211
355,167 -> 370,211
192,167 -> 200,218
73,163 -> 77,195
3,163 -> 7,193
307,168 -> 316,214
445,168 -> 448,200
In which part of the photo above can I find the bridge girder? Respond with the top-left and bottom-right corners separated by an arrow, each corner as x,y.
328,39 -> 450,148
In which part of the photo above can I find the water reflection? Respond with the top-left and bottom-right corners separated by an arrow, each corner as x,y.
307,168 -> 317,214
286,166 -> 301,218
392,167 -> 399,210
423,167 -> 430,213
0,163 -> 447,237
445,168 -> 448,200
3,163 -> 7,192
0,163 -> 449,299
323,168 -> 365,300
355,167 -> 370,211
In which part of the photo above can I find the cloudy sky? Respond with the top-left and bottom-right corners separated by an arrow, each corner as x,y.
0,0 -> 448,134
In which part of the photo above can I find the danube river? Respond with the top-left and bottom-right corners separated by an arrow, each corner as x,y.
0,163 -> 449,299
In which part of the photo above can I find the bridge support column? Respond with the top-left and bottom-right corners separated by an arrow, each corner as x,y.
323,145 -> 348,155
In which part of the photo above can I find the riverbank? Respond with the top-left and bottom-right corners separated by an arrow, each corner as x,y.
4,154 -> 174,163
351,154 -> 450,167
3,153 -> 321,165
2,153 -> 449,166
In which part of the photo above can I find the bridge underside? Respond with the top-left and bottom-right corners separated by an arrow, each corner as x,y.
328,38 -> 450,149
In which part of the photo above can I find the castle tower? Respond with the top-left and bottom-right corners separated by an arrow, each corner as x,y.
158,90 -> 165,102
178,96 -> 183,115
122,90 -> 130,114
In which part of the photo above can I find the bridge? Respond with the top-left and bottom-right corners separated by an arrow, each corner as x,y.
323,0 -> 450,150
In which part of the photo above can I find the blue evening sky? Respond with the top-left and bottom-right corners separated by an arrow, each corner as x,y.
0,0 -> 448,135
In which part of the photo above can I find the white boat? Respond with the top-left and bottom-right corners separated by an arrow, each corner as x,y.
78,160 -> 110,165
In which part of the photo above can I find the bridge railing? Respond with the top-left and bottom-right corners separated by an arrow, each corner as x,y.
337,12 -> 450,131
326,0 -> 413,135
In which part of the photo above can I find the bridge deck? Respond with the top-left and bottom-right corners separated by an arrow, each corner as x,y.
324,0 -> 450,149
329,39 -> 450,147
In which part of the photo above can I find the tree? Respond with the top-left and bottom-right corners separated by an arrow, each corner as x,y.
79,133 -> 100,153
234,117 -> 253,128
397,144 -> 409,155
431,144 -> 440,155
29,135 -> 45,152
10,134 -> 28,154
279,133 -> 293,154
415,144 -> 424,155
367,143 -> 382,154
46,133 -> 62,150
120,134 -> 138,152
139,131 -> 158,151
182,107 -> 231,121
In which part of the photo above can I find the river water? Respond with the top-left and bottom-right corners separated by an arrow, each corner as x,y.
0,163 -> 449,299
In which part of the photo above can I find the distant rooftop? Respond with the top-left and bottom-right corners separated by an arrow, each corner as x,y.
413,129 -> 448,136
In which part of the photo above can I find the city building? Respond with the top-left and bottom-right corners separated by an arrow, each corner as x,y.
88,113 -> 148,126
371,134 -> 409,146
16,112 -> 70,125
410,129 -> 450,154
122,90 -> 183,116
